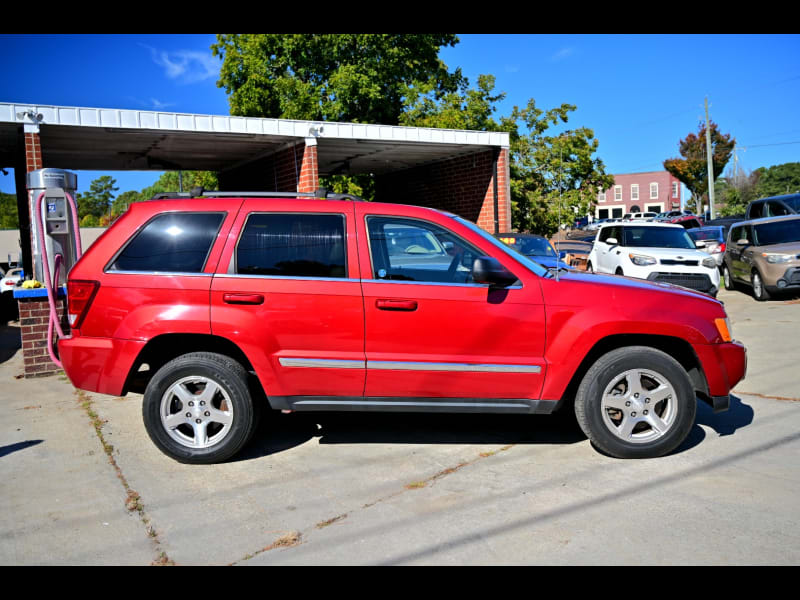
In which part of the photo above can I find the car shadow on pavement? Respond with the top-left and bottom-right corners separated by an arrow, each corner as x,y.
679,394 -> 755,452
237,410 -> 587,462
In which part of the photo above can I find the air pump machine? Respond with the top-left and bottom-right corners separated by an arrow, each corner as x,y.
25,168 -> 83,367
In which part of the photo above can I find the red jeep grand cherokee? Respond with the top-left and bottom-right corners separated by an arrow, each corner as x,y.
59,191 -> 746,463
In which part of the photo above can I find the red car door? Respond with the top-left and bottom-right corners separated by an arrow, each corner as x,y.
210,199 -> 365,402
355,203 -> 547,410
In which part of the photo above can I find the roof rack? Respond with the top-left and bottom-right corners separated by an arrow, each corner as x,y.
149,187 -> 364,202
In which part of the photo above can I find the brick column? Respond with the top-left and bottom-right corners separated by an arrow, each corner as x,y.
297,137 -> 319,193
18,295 -> 68,377
16,125 -> 65,377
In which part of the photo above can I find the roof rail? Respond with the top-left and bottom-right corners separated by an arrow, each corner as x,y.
148,187 -> 364,202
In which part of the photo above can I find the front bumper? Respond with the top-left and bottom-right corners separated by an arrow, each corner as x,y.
693,341 -> 747,411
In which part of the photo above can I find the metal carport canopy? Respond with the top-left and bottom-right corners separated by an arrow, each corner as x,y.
0,102 -> 509,176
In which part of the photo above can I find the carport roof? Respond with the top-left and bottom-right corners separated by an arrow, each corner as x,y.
0,102 -> 509,176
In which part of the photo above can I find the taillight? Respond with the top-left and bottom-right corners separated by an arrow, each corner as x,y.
67,280 -> 99,328
712,243 -> 726,254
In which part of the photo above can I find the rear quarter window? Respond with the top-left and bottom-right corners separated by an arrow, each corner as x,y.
108,212 -> 224,273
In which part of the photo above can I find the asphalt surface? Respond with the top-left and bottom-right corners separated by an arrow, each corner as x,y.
1,285 -> 798,565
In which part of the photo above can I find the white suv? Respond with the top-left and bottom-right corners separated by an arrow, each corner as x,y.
588,222 -> 720,296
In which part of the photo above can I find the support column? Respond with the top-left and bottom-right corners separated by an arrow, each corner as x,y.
16,123 -> 63,378
297,137 -> 319,194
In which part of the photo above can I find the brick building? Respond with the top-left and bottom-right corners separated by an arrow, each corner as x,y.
594,170 -> 683,220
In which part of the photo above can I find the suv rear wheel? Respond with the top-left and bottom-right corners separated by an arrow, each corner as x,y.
574,346 -> 696,459
142,352 -> 257,464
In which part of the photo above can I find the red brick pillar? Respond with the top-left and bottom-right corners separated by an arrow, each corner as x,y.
477,147 -> 512,233
17,126 -> 65,377
297,137 -> 319,194
18,295 -> 68,377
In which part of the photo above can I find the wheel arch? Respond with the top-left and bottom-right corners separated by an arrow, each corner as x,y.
123,333 -> 267,402
552,333 -> 708,412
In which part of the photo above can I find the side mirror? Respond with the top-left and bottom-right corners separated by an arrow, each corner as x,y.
606,237 -> 618,245
737,238 -> 749,246
472,256 -> 518,287
558,250 -> 567,259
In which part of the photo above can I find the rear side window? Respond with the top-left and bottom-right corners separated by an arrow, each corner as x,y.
109,212 -> 224,273
236,213 -> 346,278
749,202 -> 764,219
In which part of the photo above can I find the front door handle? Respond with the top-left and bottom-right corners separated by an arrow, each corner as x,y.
223,293 -> 264,305
376,299 -> 418,311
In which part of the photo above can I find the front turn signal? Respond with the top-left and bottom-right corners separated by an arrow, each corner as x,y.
714,318 -> 732,342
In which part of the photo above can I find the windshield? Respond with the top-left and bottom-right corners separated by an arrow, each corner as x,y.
505,236 -> 556,257
623,226 -> 696,249
688,228 -> 723,242
784,196 -> 800,212
454,217 -> 549,277
753,219 -> 800,246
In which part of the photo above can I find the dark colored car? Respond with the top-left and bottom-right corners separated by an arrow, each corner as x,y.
496,233 -> 571,270
745,194 -> 800,220
688,226 -> 726,267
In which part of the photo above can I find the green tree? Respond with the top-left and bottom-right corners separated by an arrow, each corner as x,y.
140,171 -> 218,201
212,34 -> 463,125
0,192 -> 19,229
402,76 -> 613,236
753,162 -> 800,198
110,190 -> 142,216
663,121 -> 735,213
77,175 -> 118,219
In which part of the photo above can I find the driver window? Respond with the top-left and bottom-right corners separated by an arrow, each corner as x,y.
366,216 -> 481,284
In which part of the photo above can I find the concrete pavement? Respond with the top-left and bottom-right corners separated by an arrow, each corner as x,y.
1,286 -> 798,565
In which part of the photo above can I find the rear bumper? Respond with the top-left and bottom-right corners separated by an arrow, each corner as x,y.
58,334 -> 144,396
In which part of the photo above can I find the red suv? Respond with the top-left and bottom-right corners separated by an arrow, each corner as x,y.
59,191 -> 746,463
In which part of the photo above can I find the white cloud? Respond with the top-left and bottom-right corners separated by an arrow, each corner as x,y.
142,44 -> 218,84
551,47 -> 576,62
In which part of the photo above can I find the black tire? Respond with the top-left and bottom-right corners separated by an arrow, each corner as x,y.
751,270 -> 771,301
722,263 -> 735,291
586,262 -> 594,273
574,346 -> 696,459
142,352 -> 257,464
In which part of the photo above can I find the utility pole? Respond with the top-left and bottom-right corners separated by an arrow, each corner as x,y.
704,96 -> 716,220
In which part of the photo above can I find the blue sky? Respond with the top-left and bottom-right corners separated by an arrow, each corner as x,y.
1,33 -> 799,198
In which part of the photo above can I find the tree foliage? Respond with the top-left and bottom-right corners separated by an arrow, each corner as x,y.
212,34 -> 463,125
402,75 -> 613,236
77,175 -> 118,220
0,192 -> 19,229
753,162 -> 800,197
663,121 -> 735,213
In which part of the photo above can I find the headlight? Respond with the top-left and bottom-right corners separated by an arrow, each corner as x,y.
628,253 -> 656,266
761,253 -> 791,264
702,257 -> 717,268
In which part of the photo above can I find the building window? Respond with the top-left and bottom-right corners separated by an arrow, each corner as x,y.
612,207 -> 624,219
614,185 -> 622,201
650,182 -> 659,199
672,182 -> 679,198
597,208 -> 609,219
631,184 -> 639,201
597,188 -> 605,202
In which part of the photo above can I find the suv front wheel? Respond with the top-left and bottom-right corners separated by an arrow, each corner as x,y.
574,346 -> 696,459
142,352 -> 258,464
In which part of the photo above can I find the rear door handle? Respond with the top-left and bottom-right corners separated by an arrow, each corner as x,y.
223,293 -> 264,305
376,299 -> 418,311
